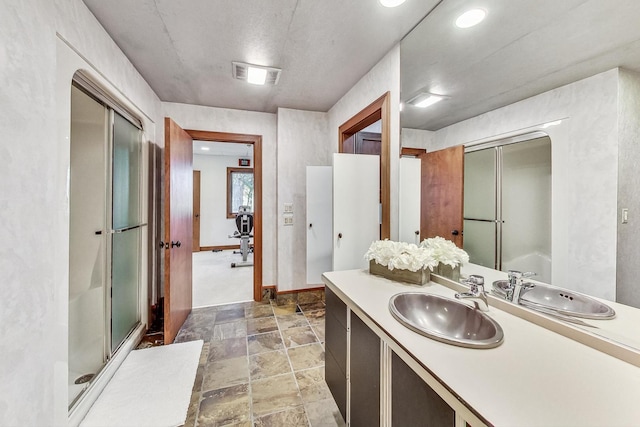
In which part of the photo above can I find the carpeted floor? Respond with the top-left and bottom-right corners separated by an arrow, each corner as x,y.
192,250 -> 253,308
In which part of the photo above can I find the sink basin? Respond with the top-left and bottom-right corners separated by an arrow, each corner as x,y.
388,292 -> 504,349
492,280 -> 615,320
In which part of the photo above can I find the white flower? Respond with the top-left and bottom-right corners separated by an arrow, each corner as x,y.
364,240 -> 439,272
420,236 -> 469,267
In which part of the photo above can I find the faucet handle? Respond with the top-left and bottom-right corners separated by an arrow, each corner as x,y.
463,275 -> 485,294
507,270 -> 522,279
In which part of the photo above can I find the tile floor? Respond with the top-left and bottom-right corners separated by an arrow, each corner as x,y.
175,298 -> 345,427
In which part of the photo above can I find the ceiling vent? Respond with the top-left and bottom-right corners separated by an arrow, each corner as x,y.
232,62 -> 281,85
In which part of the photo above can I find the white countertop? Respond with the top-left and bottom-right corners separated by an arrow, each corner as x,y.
323,268 -> 640,426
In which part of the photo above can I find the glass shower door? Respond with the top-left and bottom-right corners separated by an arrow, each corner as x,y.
464,148 -> 498,269
501,138 -> 552,283
110,112 -> 142,351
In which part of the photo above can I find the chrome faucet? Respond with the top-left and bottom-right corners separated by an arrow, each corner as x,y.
504,270 -> 536,302
455,275 -> 489,311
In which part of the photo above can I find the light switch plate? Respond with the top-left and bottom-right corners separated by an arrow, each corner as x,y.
622,208 -> 629,224
284,203 -> 293,213
284,216 -> 294,225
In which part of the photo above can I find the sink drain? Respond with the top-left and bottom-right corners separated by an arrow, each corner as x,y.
74,374 -> 95,385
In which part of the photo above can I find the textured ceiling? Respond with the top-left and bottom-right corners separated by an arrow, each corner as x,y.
401,0 -> 640,130
82,0 -> 441,113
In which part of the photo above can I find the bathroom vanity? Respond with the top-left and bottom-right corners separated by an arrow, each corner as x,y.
323,268 -> 640,426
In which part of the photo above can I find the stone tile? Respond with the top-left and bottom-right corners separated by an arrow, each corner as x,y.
287,343 -> 325,371
245,304 -> 274,319
304,308 -> 325,321
197,384 -> 250,426
295,367 -> 332,404
253,406 -> 309,427
275,293 -> 297,306
305,398 -> 346,427
248,331 -> 284,355
276,313 -> 309,329
213,319 -> 247,341
174,325 -> 216,343
215,307 -> 246,324
251,373 -> 303,417
249,350 -> 291,380
310,322 -> 325,343
247,316 -> 279,335
281,326 -> 318,348
272,303 -> 299,316
219,422 -> 252,427
208,337 -> 247,362
202,356 -> 248,391
297,290 -> 325,305
298,301 -> 326,313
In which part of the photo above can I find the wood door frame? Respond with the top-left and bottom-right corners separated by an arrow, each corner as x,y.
338,92 -> 391,240
193,170 -> 201,252
186,129 -> 263,302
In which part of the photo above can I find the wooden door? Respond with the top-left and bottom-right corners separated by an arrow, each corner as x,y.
164,117 -> 193,344
193,170 -> 201,252
420,145 -> 464,248
355,131 -> 381,155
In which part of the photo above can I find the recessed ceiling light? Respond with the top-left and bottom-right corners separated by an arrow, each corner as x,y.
455,9 -> 486,28
380,0 -> 406,7
247,67 -> 268,85
407,93 -> 446,108
201,146 -> 210,151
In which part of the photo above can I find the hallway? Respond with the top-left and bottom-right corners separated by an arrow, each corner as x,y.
174,297 -> 343,426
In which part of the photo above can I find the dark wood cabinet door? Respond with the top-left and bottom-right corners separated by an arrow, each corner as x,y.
325,287 -> 347,421
392,352 -> 455,426
350,312 -> 380,427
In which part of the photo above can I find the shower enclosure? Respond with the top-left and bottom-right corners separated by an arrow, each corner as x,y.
68,80 -> 144,407
463,134 -> 552,283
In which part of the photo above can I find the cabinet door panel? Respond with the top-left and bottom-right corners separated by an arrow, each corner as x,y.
350,312 -> 380,427
392,352 -> 455,426
325,286 -> 348,330
325,347 -> 347,421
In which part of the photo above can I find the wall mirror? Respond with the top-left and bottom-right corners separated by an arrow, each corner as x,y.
399,0 -> 640,353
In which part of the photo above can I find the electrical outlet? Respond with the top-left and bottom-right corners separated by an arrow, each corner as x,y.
284,203 -> 293,213
284,216 -> 294,226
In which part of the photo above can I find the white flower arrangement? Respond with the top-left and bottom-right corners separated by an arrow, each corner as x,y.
420,236 -> 469,267
364,237 -> 469,273
364,240 -> 439,272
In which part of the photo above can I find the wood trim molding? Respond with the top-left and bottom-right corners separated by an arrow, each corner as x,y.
185,129 -> 263,302
198,244 -> 249,252
338,92 -> 391,240
276,285 -> 325,295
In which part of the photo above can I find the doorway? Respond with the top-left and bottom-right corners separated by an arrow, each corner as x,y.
185,130 -> 263,303
338,92 -> 391,240
68,80 -> 144,408
192,140 -> 256,306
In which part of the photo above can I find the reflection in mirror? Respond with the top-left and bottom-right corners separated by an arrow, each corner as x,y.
399,0 -> 640,353
464,134 -> 551,283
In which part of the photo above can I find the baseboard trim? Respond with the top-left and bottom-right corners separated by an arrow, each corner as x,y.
199,245 -> 241,251
276,285 -> 325,295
